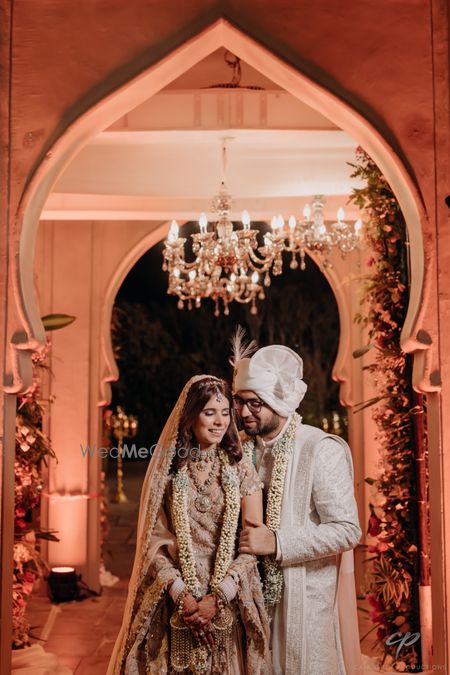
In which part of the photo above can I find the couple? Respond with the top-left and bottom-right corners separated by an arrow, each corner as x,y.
107,334 -> 362,675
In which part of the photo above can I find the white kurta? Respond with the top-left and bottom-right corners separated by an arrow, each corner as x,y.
248,421 -> 362,675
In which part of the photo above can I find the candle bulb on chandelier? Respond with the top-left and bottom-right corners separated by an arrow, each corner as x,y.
168,220 -> 179,243
337,207 -> 345,223
251,271 -> 259,284
303,204 -> 311,221
199,212 -> 208,234
241,210 -> 251,230
354,219 -> 363,232
288,216 -> 296,231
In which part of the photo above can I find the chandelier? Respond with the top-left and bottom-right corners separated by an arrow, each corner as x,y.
163,140 -> 362,316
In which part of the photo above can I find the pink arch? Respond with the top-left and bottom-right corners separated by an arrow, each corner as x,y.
13,18 -> 428,395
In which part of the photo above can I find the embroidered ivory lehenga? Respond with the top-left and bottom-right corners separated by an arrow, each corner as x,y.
148,456 -> 265,673
106,376 -> 272,675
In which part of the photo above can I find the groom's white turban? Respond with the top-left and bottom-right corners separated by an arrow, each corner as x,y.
233,345 -> 308,417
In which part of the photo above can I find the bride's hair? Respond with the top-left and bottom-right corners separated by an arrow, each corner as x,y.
171,377 -> 242,471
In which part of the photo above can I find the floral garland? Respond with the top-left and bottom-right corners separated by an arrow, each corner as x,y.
349,148 -> 424,672
13,341 -> 58,648
13,315 -> 74,648
242,412 -> 301,607
172,449 -> 241,597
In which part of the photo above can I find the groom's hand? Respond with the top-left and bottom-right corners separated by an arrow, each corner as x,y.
239,519 -> 276,555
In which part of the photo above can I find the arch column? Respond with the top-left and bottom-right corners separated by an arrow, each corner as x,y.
34,219 -> 167,588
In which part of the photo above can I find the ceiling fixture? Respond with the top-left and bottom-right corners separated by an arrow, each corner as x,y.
208,50 -> 263,91
163,139 -> 363,316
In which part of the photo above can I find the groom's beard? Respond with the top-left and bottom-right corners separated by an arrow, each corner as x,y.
242,412 -> 280,437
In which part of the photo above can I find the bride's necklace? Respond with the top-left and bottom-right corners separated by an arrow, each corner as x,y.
191,446 -> 216,472
188,452 -> 219,513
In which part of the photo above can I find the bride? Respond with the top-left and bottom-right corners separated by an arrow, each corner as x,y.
107,375 -> 272,674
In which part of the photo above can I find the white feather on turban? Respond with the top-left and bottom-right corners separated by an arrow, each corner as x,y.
233,344 -> 308,417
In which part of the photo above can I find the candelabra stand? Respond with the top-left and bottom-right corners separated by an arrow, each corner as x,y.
106,406 -> 138,503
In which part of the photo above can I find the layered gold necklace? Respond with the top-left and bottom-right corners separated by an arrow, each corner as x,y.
188,449 -> 220,513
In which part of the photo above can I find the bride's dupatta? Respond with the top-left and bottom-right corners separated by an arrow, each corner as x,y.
106,375 -> 271,675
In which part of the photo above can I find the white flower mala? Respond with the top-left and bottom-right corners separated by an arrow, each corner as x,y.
243,412 -> 301,607
172,449 -> 241,596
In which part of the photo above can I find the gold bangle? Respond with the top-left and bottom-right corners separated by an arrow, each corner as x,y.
176,588 -> 188,615
213,587 -> 228,609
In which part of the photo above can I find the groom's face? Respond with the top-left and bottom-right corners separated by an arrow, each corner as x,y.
233,390 -> 280,437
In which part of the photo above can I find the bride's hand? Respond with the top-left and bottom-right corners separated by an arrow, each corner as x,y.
181,592 -> 198,617
185,595 -> 218,648
184,594 -> 217,625
191,620 -> 215,648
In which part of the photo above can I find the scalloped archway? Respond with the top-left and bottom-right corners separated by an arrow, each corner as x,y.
14,19 -> 430,394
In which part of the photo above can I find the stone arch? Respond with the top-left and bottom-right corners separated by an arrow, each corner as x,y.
11,18 -> 430,398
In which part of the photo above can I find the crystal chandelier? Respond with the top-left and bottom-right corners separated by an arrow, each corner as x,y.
163,140 -> 362,316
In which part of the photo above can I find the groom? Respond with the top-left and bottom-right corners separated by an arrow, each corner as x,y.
233,341 -> 362,675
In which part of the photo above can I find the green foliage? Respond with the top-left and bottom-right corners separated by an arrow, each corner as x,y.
41,313 -> 76,331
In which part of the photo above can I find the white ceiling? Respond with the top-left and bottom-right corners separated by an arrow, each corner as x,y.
44,50 -> 363,221
54,129 -> 360,199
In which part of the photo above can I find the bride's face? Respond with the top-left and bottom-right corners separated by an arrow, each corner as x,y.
191,392 -> 231,449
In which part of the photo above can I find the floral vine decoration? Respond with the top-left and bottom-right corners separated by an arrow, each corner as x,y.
13,313 -> 75,648
349,148 -> 423,672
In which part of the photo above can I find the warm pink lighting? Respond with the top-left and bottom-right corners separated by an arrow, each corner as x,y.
51,566 -> 75,573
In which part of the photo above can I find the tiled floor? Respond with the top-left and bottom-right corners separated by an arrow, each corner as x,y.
25,459 -> 380,674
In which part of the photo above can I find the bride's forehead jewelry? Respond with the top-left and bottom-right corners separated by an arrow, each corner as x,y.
198,377 -> 221,387
198,379 -> 225,403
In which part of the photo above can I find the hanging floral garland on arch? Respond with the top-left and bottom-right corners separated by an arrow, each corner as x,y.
349,148 -> 428,672
13,314 -> 75,648
13,341 -> 58,647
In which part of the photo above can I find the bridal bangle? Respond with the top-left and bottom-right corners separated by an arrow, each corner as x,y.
213,586 -> 229,608
169,577 -> 187,604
